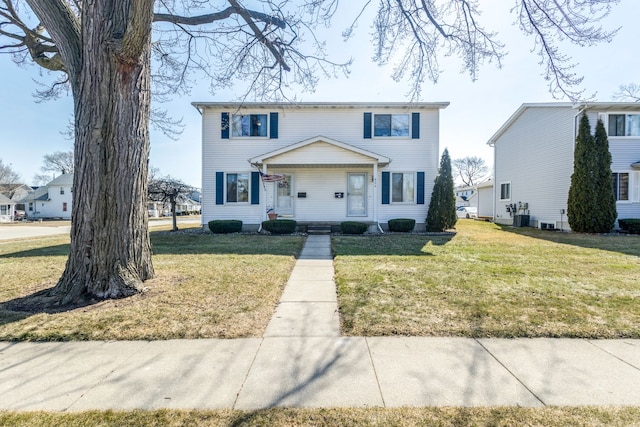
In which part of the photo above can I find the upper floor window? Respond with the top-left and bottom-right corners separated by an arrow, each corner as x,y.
60,187 -> 65,195
500,182 -> 511,201
613,172 -> 629,201
374,114 -> 410,137
608,114 -> 640,136
226,173 -> 249,203
391,172 -> 415,203
232,114 -> 268,137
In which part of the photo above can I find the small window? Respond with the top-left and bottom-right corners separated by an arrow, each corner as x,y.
374,114 -> 410,137
232,114 -> 268,137
500,182 -> 511,201
613,172 -> 629,201
62,202 -> 68,212
226,173 -> 249,203
609,114 -> 640,136
391,172 -> 415,203
60,187 -> 65,195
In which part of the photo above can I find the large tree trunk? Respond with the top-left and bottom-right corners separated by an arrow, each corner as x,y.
48,1 -> 156,304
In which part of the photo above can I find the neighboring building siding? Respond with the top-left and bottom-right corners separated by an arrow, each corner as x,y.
492,106 -> 576,228
491,103 -> 640,230
476,182 -> 493,218
199,103 -> 445,229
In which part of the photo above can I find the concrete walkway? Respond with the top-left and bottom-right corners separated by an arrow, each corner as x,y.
1,235 -> 640,411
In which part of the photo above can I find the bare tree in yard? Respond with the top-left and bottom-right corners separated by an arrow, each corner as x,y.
148,175 -> 194,232
0,1 -> 620,305
40,150 -> 74,174
613,83 -> 640,102
0,159 -> 21,184
453,156 -> 489,187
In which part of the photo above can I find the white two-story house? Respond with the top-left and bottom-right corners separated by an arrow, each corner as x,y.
18,173 -> 73,219
193,102 -> 449,231
489,103 -> 640,230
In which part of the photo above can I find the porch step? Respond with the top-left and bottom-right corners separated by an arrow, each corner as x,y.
306,225 -> 332,235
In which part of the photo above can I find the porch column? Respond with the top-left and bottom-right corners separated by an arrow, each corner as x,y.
373,162 -> 378,224
262,165 -> 268,223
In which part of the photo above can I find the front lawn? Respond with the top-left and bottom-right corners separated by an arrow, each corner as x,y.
333,221 -> 640,338
0,226 -> 304,341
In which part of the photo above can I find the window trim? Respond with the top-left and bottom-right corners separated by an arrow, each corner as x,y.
230,113 -> 269,138
225,172 -> 251,204
373,113 -> 411,138
613,171 -> 630,203
390,171 -> 416,204
607,113 -> 640,137
499,182 -> 511,201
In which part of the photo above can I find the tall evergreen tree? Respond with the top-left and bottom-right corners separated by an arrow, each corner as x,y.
593,118 -> 617,232
568,113 -> 595,232
567,113 -> 617,233
426,149 -> 457,232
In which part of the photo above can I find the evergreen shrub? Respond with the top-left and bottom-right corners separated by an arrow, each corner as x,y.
208,219 -> 242,234
388,218 -> 416,232
340,221 -> 368,234
262,219 -> 297,234
618,219 -> 640,234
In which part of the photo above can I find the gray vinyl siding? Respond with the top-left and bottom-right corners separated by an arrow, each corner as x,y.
493,106 -> 576,228
492,104 -> 640,230
201,105 -> 441,227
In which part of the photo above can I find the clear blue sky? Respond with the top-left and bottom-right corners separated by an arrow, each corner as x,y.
1,1 -> 637,188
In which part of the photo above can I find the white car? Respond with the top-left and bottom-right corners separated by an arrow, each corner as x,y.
456,206 -> 477,219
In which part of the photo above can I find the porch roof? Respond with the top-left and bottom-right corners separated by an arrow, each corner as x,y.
249,135 -> 391,168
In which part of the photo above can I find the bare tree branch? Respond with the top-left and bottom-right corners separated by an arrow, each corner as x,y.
613,83 -> 640,102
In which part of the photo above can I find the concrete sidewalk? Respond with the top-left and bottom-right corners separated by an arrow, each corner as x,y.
2,337 -> 640,411
1,235 -> 640,411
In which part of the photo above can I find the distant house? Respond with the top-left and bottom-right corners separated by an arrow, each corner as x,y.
488,103 -> 640,230
455,185 -> 477,208
17,174 -> 73,219
475,178 -> 494,219
0,193 -> 15,222
193,102 -> 449,231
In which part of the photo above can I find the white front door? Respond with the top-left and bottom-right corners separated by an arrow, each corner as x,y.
275,174 -> 294,216
347,173 -> 367,216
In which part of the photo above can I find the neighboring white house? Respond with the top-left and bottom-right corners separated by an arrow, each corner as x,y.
193,102 -> 449,231
18,174 -> 73,219
455,185 -> 476,208
0,193 -> 15,222
475,178 -> 494,219
488,102 -> 640,230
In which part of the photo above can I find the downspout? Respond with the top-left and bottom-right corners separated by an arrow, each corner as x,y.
373,162 -> 384,233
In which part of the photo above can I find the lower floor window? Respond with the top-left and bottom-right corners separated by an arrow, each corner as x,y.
391,172 -> 414,203
63,202 -> 68,212
500,182 -> 511,201
613,172 -> 629,201
227,173 -> 249,203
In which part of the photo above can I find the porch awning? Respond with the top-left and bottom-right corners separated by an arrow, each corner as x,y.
632,160 -> 640,168
249,135 -> 391,168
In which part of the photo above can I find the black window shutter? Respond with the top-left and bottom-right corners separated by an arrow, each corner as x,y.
381,171 -> 390,204
251,172 -> 260,205
364,112 -> 372,139
416,171 -> 425,204
216,172 -> 224,204
412,112 -> 420,139
269,112 -> 278,139
221,112 -> 230,139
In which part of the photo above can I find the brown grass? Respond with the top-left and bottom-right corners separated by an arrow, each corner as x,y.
333,220 -> 640,338
0,225 -> 305,340
2,407 -> 640,426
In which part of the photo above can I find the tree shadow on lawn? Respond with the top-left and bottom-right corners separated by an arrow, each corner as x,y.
498,224 -> 640,258
0,229 -> 305,259
331,232 -> 455,256
0,287 -> 99,327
